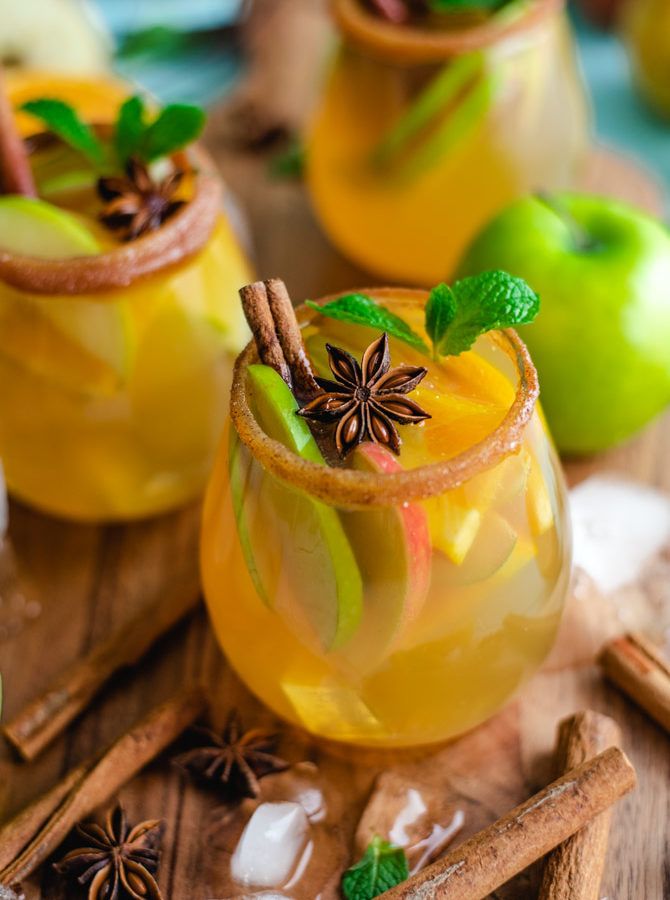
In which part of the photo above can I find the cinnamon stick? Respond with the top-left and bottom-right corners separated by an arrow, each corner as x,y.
265,277 -> 321,401
0,686 -> 207,885
239,278 -> 320,401
3,575 -> 201,761
599,632 -> 670,733
538,710 -> 622,900
0,69 -> 36,197
0,762 -> 88,873
378,747 -> 636,900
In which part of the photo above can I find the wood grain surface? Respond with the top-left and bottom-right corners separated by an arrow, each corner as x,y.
1,61 -> 669,900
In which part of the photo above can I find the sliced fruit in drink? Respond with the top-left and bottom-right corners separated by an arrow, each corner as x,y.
232,364 -> 363,650
464,450 -> 531,511
425,492 -> 482,564
0,195 -> 100,258
526,453 -> 554,536
437,512 -> 518,588
339,442 -> 432,665
0,196 -> 135,396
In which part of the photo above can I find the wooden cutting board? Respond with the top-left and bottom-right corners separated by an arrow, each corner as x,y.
1,17 -> 669,889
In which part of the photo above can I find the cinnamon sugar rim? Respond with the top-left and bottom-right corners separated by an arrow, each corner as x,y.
0,136 -> 221,296
333,0 -> 564,64
230,288 -> 540,508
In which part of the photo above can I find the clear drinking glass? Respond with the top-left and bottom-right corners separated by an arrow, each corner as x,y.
201,289 -> 571,748
306,0 -> 590,285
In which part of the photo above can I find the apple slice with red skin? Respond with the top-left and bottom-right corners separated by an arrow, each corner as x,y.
339,442 -> 432,668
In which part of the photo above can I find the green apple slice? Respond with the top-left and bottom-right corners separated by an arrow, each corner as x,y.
339,442 -> 432,667
232,364 -> 363,650
0,197 -> 135,396
0,196 -> 99,258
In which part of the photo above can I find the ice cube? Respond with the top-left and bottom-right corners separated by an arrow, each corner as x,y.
231,802 -> 310,889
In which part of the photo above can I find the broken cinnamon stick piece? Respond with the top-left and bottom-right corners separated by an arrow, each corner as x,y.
0,69 -> 36,197
599,632 -> 670,734
378,746 -> 636,900
0,686 -> 207,886
538,710 -> 622,900
240,280 -> 293,387
265,277 -> 321,401
0,762 -> 88,872
3,574 -> 201,761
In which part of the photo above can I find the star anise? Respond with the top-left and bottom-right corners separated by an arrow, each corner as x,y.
97,158 -> 185,242
54,804 -> 163,900
173,710 -> 289,802
298,332 -> 431,457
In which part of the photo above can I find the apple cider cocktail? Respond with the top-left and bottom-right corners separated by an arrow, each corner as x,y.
307,0 -> 590,284
201,277 -> 571,747
0,81 -> 252,520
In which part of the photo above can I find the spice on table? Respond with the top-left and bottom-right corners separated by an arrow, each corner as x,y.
0,686 -> 207,886
599,632 -> 670,734
54,804 -> 163,900
3,572 -> 202,761
297,333 -> 430,457
98,158 -> 185,242
538,710 -> 622,900
376,747 -> 636,900
174,710 -> 289,802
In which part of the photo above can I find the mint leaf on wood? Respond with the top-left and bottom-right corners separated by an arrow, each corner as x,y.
435,270 -> 540,357
306,295 -> 429,356
342,836 -> 409,900
140,104 -> 206,163
115,95 -> 146,166
20,99 -> 105,168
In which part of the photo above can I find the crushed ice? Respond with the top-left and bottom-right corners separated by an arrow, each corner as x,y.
231,802 -> 310,889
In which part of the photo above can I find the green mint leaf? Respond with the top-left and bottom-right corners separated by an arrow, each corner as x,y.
435,270 -> 540,357
115,95 -> 147,166
425,282 -> 457,357
306,295 -> 429,356
140,104 -> 207,163
20,99 -> 105,168
342,836 -> 409,900
269,140 -> 305,180
116,25 -> 191,61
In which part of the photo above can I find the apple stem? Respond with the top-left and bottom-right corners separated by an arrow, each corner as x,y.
535,192 -> 598,254
0,67 -> 37,198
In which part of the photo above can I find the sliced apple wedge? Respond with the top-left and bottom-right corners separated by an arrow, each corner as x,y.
339,442 -> 432,664
232,364 -> 363,651
0,197 -> 135,396
437,512 -> 518,588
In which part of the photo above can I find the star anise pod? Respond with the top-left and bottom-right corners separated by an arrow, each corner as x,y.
97,157 -> 185,242
173,710 -> 289,802
54,804 -> 163,900
298,332 -> 431,457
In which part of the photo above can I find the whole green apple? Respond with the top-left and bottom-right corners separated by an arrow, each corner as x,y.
458,193 -> 670,454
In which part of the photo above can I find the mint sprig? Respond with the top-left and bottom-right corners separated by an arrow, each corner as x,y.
21,95 -> 206,171
308,271 -> 539,360
20,99 -> 106,168
341,836 -> 409,900
306,294 -> 429,355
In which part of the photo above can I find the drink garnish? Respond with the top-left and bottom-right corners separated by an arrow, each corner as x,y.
173,710 -> 290,802
341,835 -> 409,900
97,157 -> 184,242
53,804 -> 164,900
20,95 -> 205,171
307,270 -> 540,360
297,333 -> 431,457
369,0 -> 510,22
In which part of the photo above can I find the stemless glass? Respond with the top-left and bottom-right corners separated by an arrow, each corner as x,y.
306,0 -> 590,285
0,88 -> 252,521
201,289 -> 571,748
